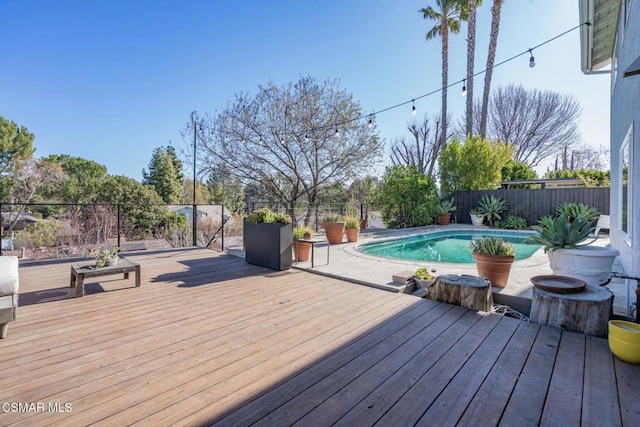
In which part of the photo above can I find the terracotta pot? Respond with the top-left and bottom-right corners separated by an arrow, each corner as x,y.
323,221 -> 345,244
345,227 -> 360,242
293,240 -> 312,262
437,213 -> 451,225
472,252 -> 515,287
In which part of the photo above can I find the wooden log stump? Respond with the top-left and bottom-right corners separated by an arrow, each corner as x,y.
425,274 -> 493,312
530,285 -> 614,337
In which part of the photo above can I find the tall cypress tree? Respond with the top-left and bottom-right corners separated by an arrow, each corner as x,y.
142,146 -> 184,204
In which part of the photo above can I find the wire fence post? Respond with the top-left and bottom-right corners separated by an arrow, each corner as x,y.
117,204 -> 121,250
221,204 -> 225,251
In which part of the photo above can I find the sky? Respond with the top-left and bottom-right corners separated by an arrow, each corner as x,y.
1,0 -> 611,181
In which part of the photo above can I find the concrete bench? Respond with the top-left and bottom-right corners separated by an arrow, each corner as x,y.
0,256 -> 19,339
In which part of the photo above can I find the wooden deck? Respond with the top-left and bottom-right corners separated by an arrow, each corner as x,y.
1,249 -> 638,426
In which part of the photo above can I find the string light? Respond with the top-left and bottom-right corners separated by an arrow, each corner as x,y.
199,16 -> 607,142
461,79 -> 467,97
305,134 -> 309,142
529,49 -> 536,68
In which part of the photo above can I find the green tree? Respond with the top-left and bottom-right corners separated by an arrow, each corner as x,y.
375,165 -> 439,228
501,160 -> 537,181
439,135 -> 512,194
0,116 -> 36,201
142,146 -> 184,204
544,168 -> 610,187
182,179 -> 212,205
96,175 -> 165,238
42,154 -> 108,203
206,164 -> 246,213
420,0 -> 464,145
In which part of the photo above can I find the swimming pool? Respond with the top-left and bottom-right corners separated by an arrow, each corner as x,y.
357,229 -> 541,263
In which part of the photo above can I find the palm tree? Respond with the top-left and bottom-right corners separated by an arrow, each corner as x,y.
463,0 -> 483,137
420,1 -> 464,146
479,0 -> 505,138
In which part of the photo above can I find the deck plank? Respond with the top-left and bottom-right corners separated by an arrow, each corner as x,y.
0,249 -> 637,426
540,330 -> 586,426
499,324 -> 561,426
582,335 -> 622,427
457,321 -> 541,427
374,311 -> 502,426
416,316 -> 521,425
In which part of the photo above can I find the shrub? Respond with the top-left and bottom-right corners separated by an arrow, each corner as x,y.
497,215 -> 528,230
344,216 -> 360,229
246,208 -> 291,224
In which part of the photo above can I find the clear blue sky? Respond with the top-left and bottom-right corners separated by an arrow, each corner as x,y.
1,0 -> 610,181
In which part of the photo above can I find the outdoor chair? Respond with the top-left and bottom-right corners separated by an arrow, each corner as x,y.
0,256 -> 19,339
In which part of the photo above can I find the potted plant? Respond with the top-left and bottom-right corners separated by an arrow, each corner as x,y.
436,198 -> 456,225
477,195 -> 508,227
469,209 -> 484,226
344,216 -> 360,242
244,208 -> 293,270
292,225 -> 315,262
89,247 -> 120,268
323,213 -> 345,244
469,236 -> 515,287
414,267 -> 436,288
528,213 -> 619,285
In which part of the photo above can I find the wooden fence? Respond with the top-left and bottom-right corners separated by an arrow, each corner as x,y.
451,187 -> 610,226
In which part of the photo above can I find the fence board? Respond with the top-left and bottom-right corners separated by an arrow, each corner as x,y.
451,188 -> 610,227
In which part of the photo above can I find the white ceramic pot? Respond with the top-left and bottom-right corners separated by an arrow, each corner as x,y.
547,246 -> 620,286
470,213 -> 484,226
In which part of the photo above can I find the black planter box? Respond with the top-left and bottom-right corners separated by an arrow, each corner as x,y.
243,221 -> 292,270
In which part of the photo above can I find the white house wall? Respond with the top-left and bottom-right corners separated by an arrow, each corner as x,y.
610,0 -> 639,277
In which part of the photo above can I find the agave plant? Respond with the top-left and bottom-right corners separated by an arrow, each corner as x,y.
556,202 -> 599,225
477,195 -> 508,227
469,236 -> 515,256
436,198 -> 456,214
528,214 -> 596,252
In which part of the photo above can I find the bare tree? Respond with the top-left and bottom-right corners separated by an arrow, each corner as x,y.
487,84 -> 582,167
557,144 -> 609,171
197,76 -> 383,224
390,115 -> 446,178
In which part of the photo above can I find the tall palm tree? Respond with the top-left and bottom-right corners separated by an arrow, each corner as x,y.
421,1 -> 464,146
463,0 -> 483,137
479,0 -> 505,138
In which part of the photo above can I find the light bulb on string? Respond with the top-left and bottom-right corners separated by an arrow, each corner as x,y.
461,79 -> 467,97
411,100 -> 416,116
529,49 -> 535,68
368,116 -> 373,128
305,134 -> 309,143
335,128 -> 339,137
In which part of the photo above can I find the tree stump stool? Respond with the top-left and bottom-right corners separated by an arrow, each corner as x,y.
530,285 -> 614,337
426,274 -> 493,312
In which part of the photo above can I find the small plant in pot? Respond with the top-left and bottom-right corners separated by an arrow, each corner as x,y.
89,247 -> 120,268
414,267 -> 437,288
292,225 -> 315,262
436,198 -> 456,225
528,213 -> 619,285
469,236 -> 515,287
244,207 -> 293,270
323,213 -> 345,244
469,209 -> 484,226
344,216 -> 360,242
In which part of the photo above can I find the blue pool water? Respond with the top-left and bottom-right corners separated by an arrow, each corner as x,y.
357,230 -> 541,263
